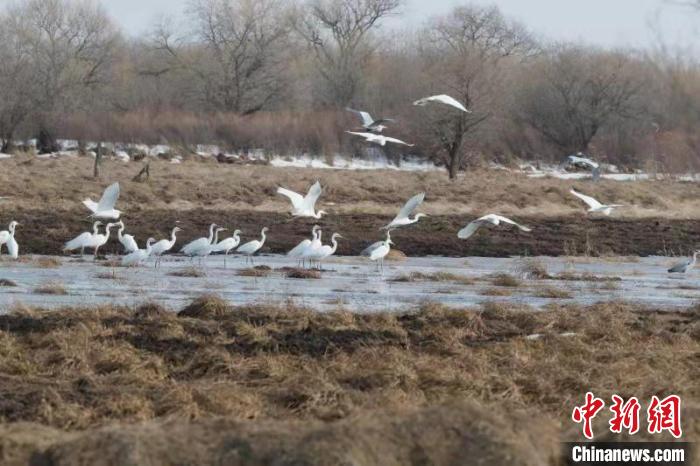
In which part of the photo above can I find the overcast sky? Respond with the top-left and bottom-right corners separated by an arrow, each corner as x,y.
104,0 -> 699,50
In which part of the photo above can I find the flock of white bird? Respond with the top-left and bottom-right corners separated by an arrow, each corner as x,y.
0,93 -> 695,273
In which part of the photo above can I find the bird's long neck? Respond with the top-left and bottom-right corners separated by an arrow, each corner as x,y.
208,225 -> 216,243
93,223 -> 100,235
213,230 -> 221,245
9,225 -> 15,236
260,229 -> 267,246
233,231 -> 240,242
331,237 -> 339,254
117,225 -> 125,239
170,228 -> 178,243
146,240 -> 154,253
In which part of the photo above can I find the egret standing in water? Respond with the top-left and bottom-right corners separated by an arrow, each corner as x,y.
361,230 -> 394,273
301,228 -> 324,269
181,224 -> 218,257
237,227 -> 268,265
122,238 -> 156,266
64,221 -> 102,256
210,229 -> 242,267
668,251 -> 700,274
382,192 -> 427,230
287,225 -> 320,268
150,226 -> 182,268
316,233 -> 342,270
83,182 -> 122,219
92,223 -> 118,258
0,221 -> 19,259
116,221 -> 138,254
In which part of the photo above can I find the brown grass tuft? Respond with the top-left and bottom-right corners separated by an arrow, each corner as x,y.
285,268 -> 322,279
490,273 -> 522,287
178,294 -> 231,319
33,282 -> 68,295
238,267 -> 270,277
392,271 -> 474,285
385,249 -> 407,261
169,267 -> 205,278
532,286 -> 573,299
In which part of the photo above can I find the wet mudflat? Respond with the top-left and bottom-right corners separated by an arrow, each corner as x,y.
1,254 -> 698,311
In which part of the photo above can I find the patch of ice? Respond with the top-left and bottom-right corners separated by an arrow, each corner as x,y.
0,153 -> 12,160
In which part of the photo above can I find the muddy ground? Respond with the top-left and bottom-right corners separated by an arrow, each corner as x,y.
4,208 -> 700,257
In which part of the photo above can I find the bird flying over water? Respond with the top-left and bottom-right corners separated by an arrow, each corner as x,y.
83,182 -> 121,219
277,181 -> 326,219
457,214 -> 531,240
382,193 -> 427,230
570,189 -> 623,216
346,131 -> 414,147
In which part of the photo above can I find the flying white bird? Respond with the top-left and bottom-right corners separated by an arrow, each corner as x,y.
287,225 -> 320,268
0,221 -> 19,259
91,222 -> 118,257
413,94 -> 470,113
382,192 -> 427,230
181,223 -> 218,256
361,230 -> 395,272
237,227 -> 268,265
316,233 -> 343,270
668,251 -> 700,274
150,226 -> 182,267
570,189 -> 623,216
277,181 -> 326,219
457,214 -> 532,240
210,229 -> 242,267
63,221 -> 103,256
83,182 -> 121,219
122,238 -> 156,266
116,221 -> 138,254
346,131 -> 414,147
345,108 -> 395,133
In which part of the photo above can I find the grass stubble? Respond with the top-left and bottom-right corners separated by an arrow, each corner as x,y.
0,295 -> 696,465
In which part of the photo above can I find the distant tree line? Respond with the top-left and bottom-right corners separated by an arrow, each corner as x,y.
0,0 -> 699,177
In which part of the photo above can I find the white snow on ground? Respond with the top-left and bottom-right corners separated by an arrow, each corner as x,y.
4,138 -> 700,180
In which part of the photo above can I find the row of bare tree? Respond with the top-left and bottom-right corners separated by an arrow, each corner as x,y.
0,0 -> 699,177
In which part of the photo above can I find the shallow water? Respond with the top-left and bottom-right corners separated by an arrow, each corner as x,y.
0,254 -> 698,312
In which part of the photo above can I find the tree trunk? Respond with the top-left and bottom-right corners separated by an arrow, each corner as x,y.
93,142 -> 102,179
448,150 -> 460,180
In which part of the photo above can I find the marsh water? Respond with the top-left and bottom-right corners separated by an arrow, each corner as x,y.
0,254 -> 698,312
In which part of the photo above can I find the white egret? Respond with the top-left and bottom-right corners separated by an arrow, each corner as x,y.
287,225 -> 320,268
183,225 -> 225,266
122,238 -> 156,266
301,228 -> 324,268
570,189 -> 623,216
668,251 -> 700,274
413,94 -> 470,113
91,223 -> 118,257
346,131 -> 414,147
210,229 -> 242,267
64,221 -> 102,256
316,233 -> 342,270
345,108 -> 395,133
237,227 -> 268,265
276,181 -> 326,219
0,221 -> 19,259
83,182 -> 121,219
150,226 -> 182,268
116,221 -> 138,254
457,214 -> 532,240
361,230 -> 394,272
382,192 -> 427,230
181,223 -> 218,256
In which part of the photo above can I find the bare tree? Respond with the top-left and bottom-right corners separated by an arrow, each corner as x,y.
0,20 -> 34,152
294,0 -> 401,106
416,5 -> 537,179
515,46 -> 646,155
6,0 -> 119,155
153,0 -> 291,114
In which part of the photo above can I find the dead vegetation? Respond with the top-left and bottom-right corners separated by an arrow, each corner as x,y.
169,267 -> 206,278
532,286 -> 573,299
0,296 -> 696,464
285,268 -> 322,279
391,271 -> 474,285
490,273 -> 522,287
33,282 -> 67,295
237,266 -> 271,277
0,279 -> 17,287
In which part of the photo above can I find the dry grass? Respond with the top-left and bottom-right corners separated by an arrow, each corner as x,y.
490,273 -> 522,287
513,258 -> 551,279
0,297 -> 696,464
480,287 -> 513,297
285,268 -> 322,279
33,282 -> 67,295
0,279 -> 17,287
169,267 -> 205,278
555,272 -> 622,282
237,267 -> 271,277
2,157 -> 700,219
391,271 -> 474,285
532,286 -> 573,299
